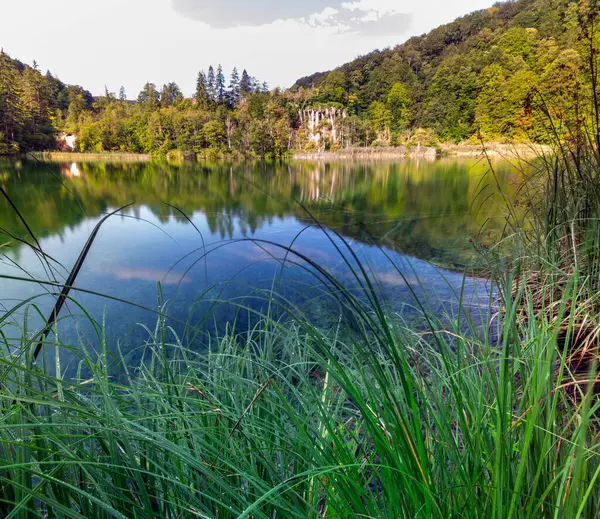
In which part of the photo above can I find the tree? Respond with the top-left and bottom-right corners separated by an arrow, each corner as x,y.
216,65 -> 226,104
322,70 -> 347,103
387,82 -> 411,132
195,71 -> 210,108
0,51 -> 24,147
202,119 -> 225,148
44,70 -> 63,110
368,101 -> 392,141
137,82 -> 159,108
228,67 -> 240,106
66,86 -> 90,130
422,56 -> 477,142
21,68 -> 41,134
475,64 -> 506,136
207,66 -> 216,101
160,82 -> 183,107
240,69 -> 252,98
119,86 -> 127,101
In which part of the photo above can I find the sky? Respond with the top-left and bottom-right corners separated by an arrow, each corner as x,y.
0,0 -> 495,98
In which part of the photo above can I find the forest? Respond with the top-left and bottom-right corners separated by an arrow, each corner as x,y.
0,0 -> 596,157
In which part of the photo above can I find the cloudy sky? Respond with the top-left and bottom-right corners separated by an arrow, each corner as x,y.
0,0 -> 494,97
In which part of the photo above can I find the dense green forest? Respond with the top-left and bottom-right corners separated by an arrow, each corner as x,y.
294,0 -> 594,142
0,0 -> 597,157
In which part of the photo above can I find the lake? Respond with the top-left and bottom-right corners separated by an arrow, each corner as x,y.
0,158 -> 520,372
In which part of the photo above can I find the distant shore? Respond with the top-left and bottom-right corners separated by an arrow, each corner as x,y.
28,152 -> 151,162
293,143 -> 552,161
24,143 -> 552,163
440,143 -> 552,159
293,146 -> 439,161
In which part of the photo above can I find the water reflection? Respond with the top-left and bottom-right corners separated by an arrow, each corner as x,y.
0,158 -> 521,371
61,162 -> 81,178
0,159 -> 521,266
89,265 -> 191,285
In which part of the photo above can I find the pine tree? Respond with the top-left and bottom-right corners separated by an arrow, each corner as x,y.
21,66 -> 42,137
261,81 -> 269,94
160,82 -> 183,107
66,86 -> 89,129
119,86 -> 126,101
240,69 -> 252,98
160,84 -> 169,107
248,75 -> 259,94
216,64 -> 226,105
195,71 -> 209,109
207,66 -> 216,102
137,82 -> 159,109
228,67 -> 240,106
20,62 -> 54,149
0,50 -> 24,147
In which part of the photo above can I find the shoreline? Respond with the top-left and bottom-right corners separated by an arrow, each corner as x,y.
293,146 -> 439,161
440,142 -> 552,159
22,142 -> 552,164
293,143 -> 552,161
28,152 -> 152,163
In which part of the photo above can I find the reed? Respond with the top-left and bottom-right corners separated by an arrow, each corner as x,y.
0,242 -> 598,518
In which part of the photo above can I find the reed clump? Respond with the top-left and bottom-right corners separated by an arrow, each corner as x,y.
0,247 -> 599,518
509,132 -> 600,400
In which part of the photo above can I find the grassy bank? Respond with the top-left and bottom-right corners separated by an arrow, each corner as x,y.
28,152 -> 152,163
292,143 -> 551,161
293,146 -> 439,161
440,142 -> 553,159
23,142 -> 549,164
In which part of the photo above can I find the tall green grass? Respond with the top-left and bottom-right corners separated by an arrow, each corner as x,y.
0,253 -> 598,518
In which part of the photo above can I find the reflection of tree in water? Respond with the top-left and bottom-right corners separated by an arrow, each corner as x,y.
0,158 -> 523,268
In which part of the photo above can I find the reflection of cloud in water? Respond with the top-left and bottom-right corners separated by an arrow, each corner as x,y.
297,246 -> 337,263
228,246 -> 273,263
228,242 -> 338,266
374,272 -> 417,287
90,266 -> 191,285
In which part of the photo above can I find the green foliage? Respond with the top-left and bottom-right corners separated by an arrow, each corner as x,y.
387,82 -> 411,133
4,0 -> 600,155
137,82 -> 160,109
294,0 -> 600,144
321,70 -> 347,104
0,133 -> 12,155
201,119 -> 225,149
368,101 -> 392,142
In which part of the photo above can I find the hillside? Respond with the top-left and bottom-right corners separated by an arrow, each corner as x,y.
0,0 -> 595,156
293,0 -> 587,142
0,51 -> 94,154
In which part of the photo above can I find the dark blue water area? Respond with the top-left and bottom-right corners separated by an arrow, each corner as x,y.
0,204 -> 493,376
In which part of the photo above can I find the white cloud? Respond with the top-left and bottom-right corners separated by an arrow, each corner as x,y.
170,0 -> 335,27
0,0 -> 496,96
303,4 -> 411,36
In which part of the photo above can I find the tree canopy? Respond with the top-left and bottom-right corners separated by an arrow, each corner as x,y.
1,0 -> 598,157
